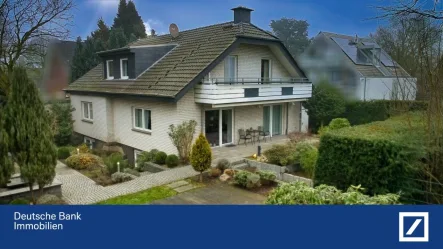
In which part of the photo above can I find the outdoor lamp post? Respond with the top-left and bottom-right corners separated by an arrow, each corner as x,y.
77,148 -> 79,155
117,162 -> 120,173
257,145 -> 261,156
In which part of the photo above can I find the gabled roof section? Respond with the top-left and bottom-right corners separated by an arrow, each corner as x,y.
319,31 -> 410,78
66,21 -> 302,101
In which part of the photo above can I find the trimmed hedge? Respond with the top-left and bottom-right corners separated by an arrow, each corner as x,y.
315,113 -> 426,196
309,100 -> 427,132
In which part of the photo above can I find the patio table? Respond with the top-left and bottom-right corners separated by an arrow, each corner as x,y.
246,129 -> 260,144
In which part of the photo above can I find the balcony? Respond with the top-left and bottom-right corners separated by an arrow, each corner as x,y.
194,77 -> 312,106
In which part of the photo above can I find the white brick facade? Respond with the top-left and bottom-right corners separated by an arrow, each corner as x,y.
210,43 -> 297,79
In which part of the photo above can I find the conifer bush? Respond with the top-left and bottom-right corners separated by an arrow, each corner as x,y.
190,133 -> 212,182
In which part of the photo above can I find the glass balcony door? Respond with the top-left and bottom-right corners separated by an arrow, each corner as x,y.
205,109 -> 233,147
263,104 -> 282,136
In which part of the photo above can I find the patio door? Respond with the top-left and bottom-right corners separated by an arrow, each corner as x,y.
205,109 -> 233,147
263,104 -> 282,136
261,59 -> 270,83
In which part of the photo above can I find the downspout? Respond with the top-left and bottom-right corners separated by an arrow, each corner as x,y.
363,77 -> 367,101
299,102 -> 302,132
286,102 -> 289,135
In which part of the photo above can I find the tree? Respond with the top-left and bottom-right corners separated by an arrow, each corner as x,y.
70,35 -> 104,82
270,18 -> 310,58
0,0 -> 74,73
0,105 -> 13,186
190,133 -> 212,182
51,101 -> 74,146
112,0 -> 146,39
108,27 -> 128,49
4,67 -> 57,201
91,18 -> 110,44
168,120 -> 197,164
372,15 -> 441,99
303,80 -> 346,128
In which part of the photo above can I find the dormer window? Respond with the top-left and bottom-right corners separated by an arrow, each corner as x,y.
106,60 -> 114,79
120,58 -> 129,79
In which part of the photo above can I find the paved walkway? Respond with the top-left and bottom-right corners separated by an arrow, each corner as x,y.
212,135 -> 289,162
151,182 -> 266,204
56,161 -> 198,204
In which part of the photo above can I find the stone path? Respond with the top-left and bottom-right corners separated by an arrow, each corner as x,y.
56,161 -> 198,204
151,182 -> 266,204
166,180 -> 198,193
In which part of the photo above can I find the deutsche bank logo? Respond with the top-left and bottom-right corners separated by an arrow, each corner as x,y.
399,212 -> 429,242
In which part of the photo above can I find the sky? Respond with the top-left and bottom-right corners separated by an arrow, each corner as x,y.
71,0 -> 392,40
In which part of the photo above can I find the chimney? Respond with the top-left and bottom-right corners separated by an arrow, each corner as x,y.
231,6 -> 254,24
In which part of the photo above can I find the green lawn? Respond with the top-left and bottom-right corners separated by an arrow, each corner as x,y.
96,186 -> 177,205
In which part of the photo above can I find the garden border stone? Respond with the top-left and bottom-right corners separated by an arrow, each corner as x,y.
235,159 -> 313,186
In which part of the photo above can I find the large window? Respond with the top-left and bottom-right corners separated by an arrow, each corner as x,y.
224,55 -> 237,82
82,101 -> 93,121
120,58 -> 128,79
133,107 -> 152,131
106,60 -> 114,79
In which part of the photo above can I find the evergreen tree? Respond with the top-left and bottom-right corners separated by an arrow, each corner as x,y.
51,101 -> 75,146
190,133 -> 212,182
5,67 -> 57,201
91,18 -> 110,44
112,0 -> 146,39
108,27 -> 128,49
0,106 -> 13,186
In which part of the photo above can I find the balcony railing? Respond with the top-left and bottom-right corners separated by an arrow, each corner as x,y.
202,77 -> 311,85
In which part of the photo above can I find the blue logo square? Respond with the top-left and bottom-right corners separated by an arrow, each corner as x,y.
403,216 -> 425,237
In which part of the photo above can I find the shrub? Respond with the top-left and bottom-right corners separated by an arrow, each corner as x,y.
303,80 -> 346,128
257,170 -> 277,185
168,120 -> 197,163
104,153 -> 129,174
57,147 -> 72,159
328,118 -> 351,130
190,133 -> 212,182
154,151 -> 167,164
111,172 -> 134,183
165,154 -> 179,168
50,101 -> 74,146
209,167 -> 222,177
123,168 -> 140,177
10,198 -> 30,205
234,170 -> 261,189
216,159 -> 230,172
37,194 -> 64,204
263,143 -> 297,166
299,147 -> 317,178
66,153 -> 102,170
136,151 -> 153,166
77,143 -> 90,153
265,181 -> 401,205
315,113 -> 425,196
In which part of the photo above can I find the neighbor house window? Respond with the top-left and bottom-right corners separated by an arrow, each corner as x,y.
84,137 -> 95,149
120,58 -> 129,79
106,60 -> 114,79
133,107 -> 151,131
81,101 -> 93,121
134,150 -> 142,167
224,55 -> 237,82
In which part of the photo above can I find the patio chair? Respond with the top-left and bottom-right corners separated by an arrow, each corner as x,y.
258,126 -> 271,142
238,129 -> 253,146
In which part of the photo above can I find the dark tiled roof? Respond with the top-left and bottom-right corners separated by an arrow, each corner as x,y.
67,22 -> 279,98
320,31 -> 410,78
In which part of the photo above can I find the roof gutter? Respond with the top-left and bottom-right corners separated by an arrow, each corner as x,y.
64,89 -> 176,103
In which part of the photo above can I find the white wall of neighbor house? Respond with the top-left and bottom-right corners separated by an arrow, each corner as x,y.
357,77 -> 417,100
209,43 -> 294,79
71,94 -> 112,142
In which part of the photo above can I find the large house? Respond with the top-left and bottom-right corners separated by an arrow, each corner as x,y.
299,32 -> 416,100
65,7 -> 312,164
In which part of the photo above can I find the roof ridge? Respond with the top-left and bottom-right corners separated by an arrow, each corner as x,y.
129,21 -> 234,46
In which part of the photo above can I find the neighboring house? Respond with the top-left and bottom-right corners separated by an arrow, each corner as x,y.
299,32 -> 416,100
41,40 -> 76,101
65,6 -> 312,164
